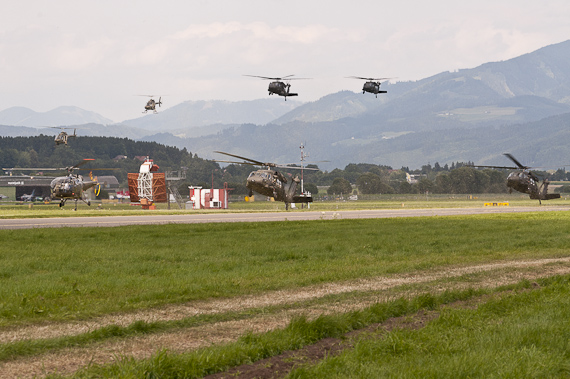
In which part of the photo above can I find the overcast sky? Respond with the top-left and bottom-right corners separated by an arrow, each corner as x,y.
2,1 -> 570,123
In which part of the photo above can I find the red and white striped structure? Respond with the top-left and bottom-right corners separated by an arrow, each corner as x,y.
188,186 -> 229,209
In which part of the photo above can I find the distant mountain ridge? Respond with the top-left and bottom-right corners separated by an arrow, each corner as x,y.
120,98 -> 302,132
3,40 -> 570,170
0,106 -> 114,127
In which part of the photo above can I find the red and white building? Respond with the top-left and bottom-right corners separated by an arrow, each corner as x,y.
188,186 -> 229,209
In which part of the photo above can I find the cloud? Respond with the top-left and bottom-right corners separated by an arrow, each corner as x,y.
172,21 -> 362,44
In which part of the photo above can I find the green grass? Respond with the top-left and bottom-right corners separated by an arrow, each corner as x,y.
49,286 -> 491,378
289,276 -> 570,378
1,212 -> 570,327
50,277 -> 570,378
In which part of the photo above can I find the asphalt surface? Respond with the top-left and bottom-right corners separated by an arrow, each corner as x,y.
1,206 -> 569,229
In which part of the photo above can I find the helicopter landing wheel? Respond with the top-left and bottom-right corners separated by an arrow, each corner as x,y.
87,201 -> 91,206
59,202 -> 64,208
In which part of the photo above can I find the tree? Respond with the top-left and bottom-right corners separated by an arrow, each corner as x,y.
356,173 -> 394,194
327,177 -> 352,195
303,183 -> 318,195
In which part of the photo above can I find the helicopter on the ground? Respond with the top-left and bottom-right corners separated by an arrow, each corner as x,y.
347,76 -> 393,98
52,127 -> 77,146
141,96 -> 162,113
214,151 -> 318,210
244,75 -> 309,100
472,153 -> 561,204
5,160 -> 103,209
49,159 -> 105,210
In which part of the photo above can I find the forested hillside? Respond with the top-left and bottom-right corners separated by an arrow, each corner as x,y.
2,135 -> 567,197
0,135 -> 219,188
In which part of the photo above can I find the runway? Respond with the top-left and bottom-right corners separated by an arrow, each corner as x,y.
1,205 -> 569,229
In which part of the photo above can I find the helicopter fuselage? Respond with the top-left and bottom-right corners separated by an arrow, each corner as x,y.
506,171 -> 536,194
246,169 -> 285,199
268,81 -> 297,98
50,175 -> 97,201
506,170 -> 560,201
362,81 -> 387,96
246,169 -> 305,209
54,129 -> 77,146
143,97 -> 161,113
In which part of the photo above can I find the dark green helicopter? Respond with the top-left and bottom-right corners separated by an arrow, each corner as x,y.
244,75 -> 310,100
347,76 -> 394,97
472,153 -> 561,204
214,151 -> 319,210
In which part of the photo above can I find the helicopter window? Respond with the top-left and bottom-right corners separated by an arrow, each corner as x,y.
248,172 -> 255,178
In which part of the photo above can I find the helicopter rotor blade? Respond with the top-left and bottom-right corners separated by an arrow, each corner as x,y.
213,159 -> 259,166
503,153 -> 528,169
347,76 -> 394,81
72,159 -> 95,169
275,165 -> 320,171
244,74 -> 310,81
244,75 -> 281,80
214,151 -> 273,167
468,165 -> 519,170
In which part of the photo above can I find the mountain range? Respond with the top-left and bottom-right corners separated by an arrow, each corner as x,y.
2,39 -> 570,170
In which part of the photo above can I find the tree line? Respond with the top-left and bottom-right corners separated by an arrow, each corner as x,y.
1,135 -> 566,196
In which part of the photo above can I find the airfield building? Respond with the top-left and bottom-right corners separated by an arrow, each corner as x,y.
0,176 -> 52,201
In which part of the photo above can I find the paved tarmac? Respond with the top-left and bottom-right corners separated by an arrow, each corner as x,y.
1,205 -> 569,229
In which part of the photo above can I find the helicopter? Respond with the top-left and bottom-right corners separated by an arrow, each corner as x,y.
244,75 -> 309,100
140,96 -> 162,113
49,160 -> 102,210
214,151 -> 318,210
347,76 -> 393,98
472,153 -> 561,204
52,127 -> 77,146
2,159 -> 104,210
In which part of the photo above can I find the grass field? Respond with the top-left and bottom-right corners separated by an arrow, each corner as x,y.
290,277 -> 570,378
1,203 -> 570,377
47,277 -> 570,378
1,212 -> 569,326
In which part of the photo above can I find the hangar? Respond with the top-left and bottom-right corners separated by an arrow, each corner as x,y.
0,176 -> 53,201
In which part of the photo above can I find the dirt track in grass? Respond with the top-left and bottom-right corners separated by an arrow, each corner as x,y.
2,256 -> 570,378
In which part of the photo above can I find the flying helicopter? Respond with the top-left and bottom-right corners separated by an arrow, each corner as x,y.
214,151 -> 319,210
244,75 -> 310,100
471,153 -> 561,204
52,127 -> 77,146
347,76 -> 393,98
140,96 -> 162,113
